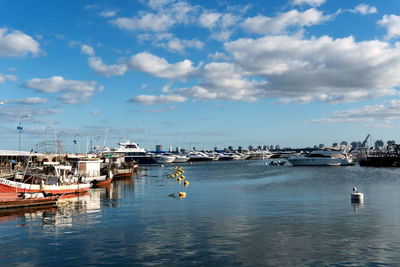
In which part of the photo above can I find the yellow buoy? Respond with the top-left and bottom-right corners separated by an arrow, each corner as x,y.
177,177 -> 182,182
184,180 -> 189,187
179,192 -> 186,198
181,175 -> 185,179
174,166 -> 178,169
179,170 -> 184,173
170,174 -> 175,178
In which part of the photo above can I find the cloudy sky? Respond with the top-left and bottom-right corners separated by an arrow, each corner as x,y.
1,0 -> 400,151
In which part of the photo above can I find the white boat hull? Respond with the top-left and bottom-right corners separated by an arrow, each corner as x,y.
156,156 -> 176,164
287,157 -> 353,166
173,156 -> 190,163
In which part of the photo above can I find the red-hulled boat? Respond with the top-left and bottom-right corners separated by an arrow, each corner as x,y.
0,178 -> 90,194
0,192 -> 59,209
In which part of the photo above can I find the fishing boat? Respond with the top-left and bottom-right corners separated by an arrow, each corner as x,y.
0,162 -> 90,194
0,192 -> 59,209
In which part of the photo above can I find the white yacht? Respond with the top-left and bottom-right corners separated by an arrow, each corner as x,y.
287,148 -> 354,166
173,154 -> 190,163
155,153 -> 176,164
109,141 -> 157,164
250,150 -> 272,160
217,152 -> 234,161
187,151 -> 214,162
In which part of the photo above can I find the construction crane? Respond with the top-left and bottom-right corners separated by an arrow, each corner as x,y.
362,134 -> 370,148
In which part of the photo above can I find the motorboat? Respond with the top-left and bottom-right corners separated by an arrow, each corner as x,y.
187,151 -> 214,162
173,154 -> 190,163
155,153 -> 176,164
250,150 -> 272,160
287,148 -> 354,166
217,153 -> 234,161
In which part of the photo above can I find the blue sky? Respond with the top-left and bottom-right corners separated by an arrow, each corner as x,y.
1,0 -> 400,152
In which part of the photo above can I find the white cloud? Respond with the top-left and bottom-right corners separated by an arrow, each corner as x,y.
5,74 -> 17,81
88,57 -> 128,77
292,0 -> 326,7
110,1 -> 194,32
148,0 -> 176,9
0,27 -> 40,57
128,52 -> 197,80
91,110 -> 100,115
311,100 -> 400,124
224,34 -> 400,103
242,8 -> 330,35
179,62 -> 266,102
7,97 -> 48,105
162,37 -> 203,52
199,11 -> 221,28
129,94 -> 187,105
378,14 -> 400,40
198,10 -> 241,41
24,76 -> 101,104
141,105 -> 176,113
351,4 -> 377,15
99,10 -> 117,18
81,44 -> 95,56
141,33 -> 203,53
0,73 -> 18,83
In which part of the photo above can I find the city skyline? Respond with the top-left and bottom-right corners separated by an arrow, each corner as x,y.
1,0 -> 400,152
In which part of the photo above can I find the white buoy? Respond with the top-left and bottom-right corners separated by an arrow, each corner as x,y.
351,186 -> 364,203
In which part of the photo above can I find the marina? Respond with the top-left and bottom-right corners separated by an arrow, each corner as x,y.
1,160 -> 400,265
2,0 -> 400,265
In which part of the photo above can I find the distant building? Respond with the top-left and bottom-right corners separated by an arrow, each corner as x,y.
228,146 -> 233,151
319,144 -> 325,149
263,145 -> 268,150
168,146 -> 173,152
314,145 -> 318,149
270,145 -> 274,151
176,147 -> 181,153
238,146 -> 243,152
156,145 -> 162,152
248,145 -> 254,151
214,147 -> 218,151
275,145 -> 280,150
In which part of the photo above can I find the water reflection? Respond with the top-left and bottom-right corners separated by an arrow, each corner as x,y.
0,175 -> 138,228
2,162 -> 400,266
351,202 -> 364,213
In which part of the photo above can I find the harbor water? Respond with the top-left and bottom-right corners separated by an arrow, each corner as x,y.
1,160 -> 400,266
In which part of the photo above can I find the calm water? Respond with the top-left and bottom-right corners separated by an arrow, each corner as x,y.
1,160 -> 400,266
